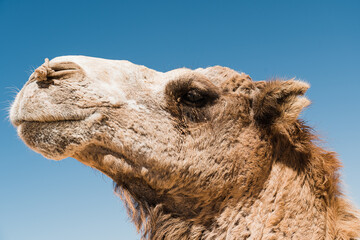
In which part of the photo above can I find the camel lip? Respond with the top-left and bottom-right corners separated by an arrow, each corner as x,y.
11,108 -> 100,127
13,118 -> 85,126
11,112 -> 98,127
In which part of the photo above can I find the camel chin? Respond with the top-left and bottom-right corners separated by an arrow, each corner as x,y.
15,111 -> 102,160
17,120 -> 82,160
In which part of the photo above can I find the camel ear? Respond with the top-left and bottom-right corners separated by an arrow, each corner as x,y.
253,80 -> 311,127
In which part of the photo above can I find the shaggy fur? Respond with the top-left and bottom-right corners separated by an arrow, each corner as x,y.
10,56 -> 360,239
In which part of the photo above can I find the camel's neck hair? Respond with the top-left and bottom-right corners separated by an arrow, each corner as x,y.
114,123 -> 360,239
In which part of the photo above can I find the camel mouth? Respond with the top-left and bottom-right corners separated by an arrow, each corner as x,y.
13,111 -> 103,130
13,116 -> 88,127
11,109 -> 97,127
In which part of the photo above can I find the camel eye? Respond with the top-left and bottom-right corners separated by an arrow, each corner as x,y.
182,89 -> 206,106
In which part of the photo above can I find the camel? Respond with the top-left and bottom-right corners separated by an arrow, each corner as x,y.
10,56 -> 360,239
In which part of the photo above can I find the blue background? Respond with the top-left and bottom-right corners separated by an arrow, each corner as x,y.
0,1 -> 359,239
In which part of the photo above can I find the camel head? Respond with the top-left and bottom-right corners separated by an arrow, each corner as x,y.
11,56 -> 330,236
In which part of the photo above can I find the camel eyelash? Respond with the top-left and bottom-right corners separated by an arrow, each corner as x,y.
180,89 -> 210,107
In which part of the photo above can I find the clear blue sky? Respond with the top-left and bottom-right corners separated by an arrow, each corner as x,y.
0,1 -> 359,239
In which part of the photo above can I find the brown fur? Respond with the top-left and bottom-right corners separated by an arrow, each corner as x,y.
10,56 -> 360,239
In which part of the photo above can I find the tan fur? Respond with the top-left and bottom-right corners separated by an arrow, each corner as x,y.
10,56 -> 360,239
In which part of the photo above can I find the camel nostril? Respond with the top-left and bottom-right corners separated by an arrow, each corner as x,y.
49,61 -> 81,72
33,58 -> 83,83
47,60 -> 83,80
47,69 -> 80,80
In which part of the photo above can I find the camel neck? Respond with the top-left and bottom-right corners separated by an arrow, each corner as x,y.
144,160 -> 359,239
207,162 -> 326,239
